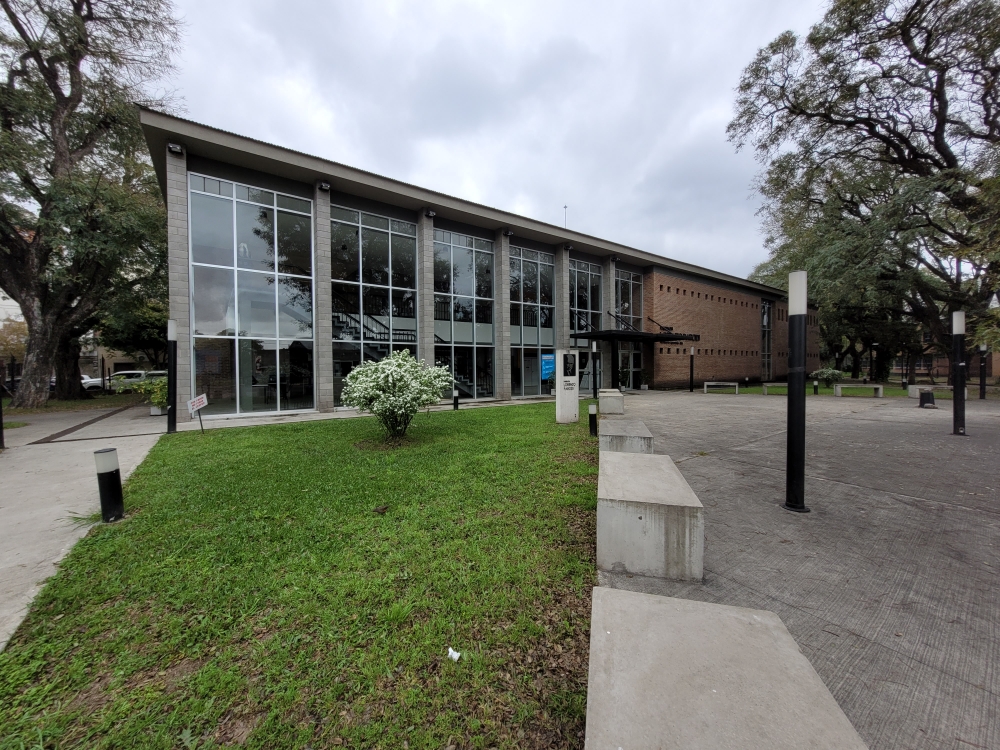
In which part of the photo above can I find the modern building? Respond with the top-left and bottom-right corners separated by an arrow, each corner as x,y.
140,109 -> 820,417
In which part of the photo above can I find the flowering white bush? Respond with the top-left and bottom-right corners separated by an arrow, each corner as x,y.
341,350 -> 453,438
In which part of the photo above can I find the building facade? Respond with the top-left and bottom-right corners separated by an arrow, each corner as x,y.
141,110 -> 820,417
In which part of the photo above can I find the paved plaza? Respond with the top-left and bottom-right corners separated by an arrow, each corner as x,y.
601,391 -> 1000,750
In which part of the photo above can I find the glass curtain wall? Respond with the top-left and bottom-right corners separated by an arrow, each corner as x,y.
189,174 -> 314,415
433,230 -> 494,398
510,247 -> 555,396
330,206 -> 418,405
570,260 -> 603,391
615,270 -> 643,389
761,300 -> 772,381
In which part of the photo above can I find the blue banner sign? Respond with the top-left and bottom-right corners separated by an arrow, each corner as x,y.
541,353 -> 555,382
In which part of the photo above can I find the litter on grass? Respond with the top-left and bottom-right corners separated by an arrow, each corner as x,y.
447,647 -> 461,662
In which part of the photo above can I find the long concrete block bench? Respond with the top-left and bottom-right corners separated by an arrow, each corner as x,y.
599,419 -> 653,454
585,587 -> 869,750
597,451 -> 703,581
834,383 -> 883,397
907,384 -> 967,399
703,381 -> 739,394
761,381 -> 787,395
598,388 -> 624,414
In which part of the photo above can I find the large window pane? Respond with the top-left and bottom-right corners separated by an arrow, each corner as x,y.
362,228 -> 390,285
331,222 -> 360,282
392,289 -> 417,343
452,245 -> 474,297
569,268 -> 577,309
362,286 -> 390,341
238,339 -> 277,413
475,252 -> 493,298
522,261 -> 538,304
476,348 -> 494,398
510,303 -> 521,345
391,235 -> 416,289
193,265 -> 235,336
332,342 -> 361,407
475,300 -> 493,344
454,346 -> 474,398
540,264 -> 554,306
523,304 -> 538,346
511,348 -> 523,397
590,274 -> 601,312
279,340 -> 314,410
364,343 -> 390,362
194,338 -> 236,414
540,306 -> 554,346
191,193 -> 233,266
575,269 -> 588,311
236,203 -> 275,272
434,243 -> 451,293
453,296 -> 474,343
277,211 -> 312,276
523,348 -> 540,396
332,283 -> 360,341
278,276 -> 313,339
434,345 -> 453,398
434,294 -> 451,343
509,258 -> 521,302
237,271 -> 275,338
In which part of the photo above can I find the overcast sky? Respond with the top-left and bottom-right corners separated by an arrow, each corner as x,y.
168,0 -> 827,279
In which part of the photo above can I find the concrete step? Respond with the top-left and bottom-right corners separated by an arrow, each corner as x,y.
585,587 -> 868,749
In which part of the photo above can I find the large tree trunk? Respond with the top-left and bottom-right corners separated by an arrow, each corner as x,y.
53,333 -> 89,400
850,348 -> 862,379
10,306 -> 61,408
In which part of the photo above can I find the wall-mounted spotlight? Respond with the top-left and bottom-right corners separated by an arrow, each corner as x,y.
565,244 -> 574,251
610,255 -> 620,263
502,228 -> 514,237
167,142 -> 184,155
318,181 -> 331,191
425,210 -> 437,218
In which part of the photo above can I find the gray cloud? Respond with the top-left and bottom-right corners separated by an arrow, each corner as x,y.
168,0 -> 826,278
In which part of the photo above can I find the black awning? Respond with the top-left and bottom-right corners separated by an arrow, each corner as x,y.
572,329 -> 701,344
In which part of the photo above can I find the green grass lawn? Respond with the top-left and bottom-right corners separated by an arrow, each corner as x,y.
2,420 -> 28,429
2,392 -> 144,415
0,402 -> 598,749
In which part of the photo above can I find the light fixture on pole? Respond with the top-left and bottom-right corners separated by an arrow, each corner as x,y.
980,344 -> 988,400
167,319 -> 177,434
689,347 -> 694,392
591,339 -> 599,400
784,270 -> 809,513
952,311 -> 966,436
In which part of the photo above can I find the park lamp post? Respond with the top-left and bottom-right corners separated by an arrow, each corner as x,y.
980,344 -> 988,400
784,270 -> 809,513
167,319 -> 177,434
688,347 -> 695,392
953,311 -> 966,436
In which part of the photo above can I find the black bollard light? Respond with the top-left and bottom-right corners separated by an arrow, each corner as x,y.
784,270 -> 810,513
813,380 -> 819,395
453,388 -> 459,411
589,403 -> 597,437
167,319 -> 177,434
94,448 -> 124,522
953,311 -> 966,436
688,347 -> 694,393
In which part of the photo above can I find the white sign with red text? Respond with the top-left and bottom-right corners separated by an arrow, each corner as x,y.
187,394 -> 208,415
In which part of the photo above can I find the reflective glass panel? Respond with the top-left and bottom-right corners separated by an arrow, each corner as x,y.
362,229 -> 390,285
191,193 -> 233,266
392,289 -> 417,343
453,297 -> 474,343
391,235 -> 416,289
332,342 -> 361,406
509,258 -> 521,301
277,195 -> 311,214
331,222 -> 360,282
278,276 -> 313,339
235,185 -> 274,205
193,265 -> 235,336
511,348 -> 523,396
434,294 -> 451,343
475,252 -> 493,298
361,213 -> 390,230
277,211 -> 312,276
455,346 -> 474,398
590,273 -> 601,311
523,348 -> 540,396
476,348 -> 494,398
510,303 -> 521,345
434,345 -> 452,398
362,286 -> 390,341
194,338 -> 236,414
237,271 -> 275,338
331,206 -> 359,223
364,344 -> 390,362
522,261 -> 538,304
332,282 -> 360,341
452,245 -> 474,297
278,340 -> 314,409
576,269 -> 588,311
235,203 -> 274,272
539,263 -> 554,306
391,219 -> 417,235
434,243 -> 451,293
540,306 -> 554,346
475,300 -> 493,344
238,339 -> 277,413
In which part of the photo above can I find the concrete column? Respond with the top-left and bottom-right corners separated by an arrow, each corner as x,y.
495,229 -> 511,400
555,245 -> 571,350
601,256 -> 617,389
417,209 -> 435,364
313,184 -> 333,410
165,145 -> 192,413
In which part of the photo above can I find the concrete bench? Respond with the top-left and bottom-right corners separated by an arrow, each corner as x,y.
703,381 -> 739,394
599,420 -> 653,454
598,388 -> 624,414
834,384 -> 883,398
585,588 -> 869,750
761,382 -> 787,395
597,451 -> 703,581
907,384 -> 967,399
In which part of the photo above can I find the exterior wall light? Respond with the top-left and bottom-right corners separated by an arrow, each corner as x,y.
502,229 -> 514,237
425,210 -> 436,218
318,181 -> 330,191
565,244 -> 574,251
167,142 -> 184,155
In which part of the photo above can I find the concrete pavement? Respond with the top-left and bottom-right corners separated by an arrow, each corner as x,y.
0,406 -> 165,650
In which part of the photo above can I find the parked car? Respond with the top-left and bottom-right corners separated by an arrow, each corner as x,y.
108,370 -> 148,392
81,375 -> 104,391
145,370 -> 167,381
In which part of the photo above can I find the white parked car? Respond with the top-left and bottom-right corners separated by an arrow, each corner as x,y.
81,375 -> 104,391
109,370 -> 148,392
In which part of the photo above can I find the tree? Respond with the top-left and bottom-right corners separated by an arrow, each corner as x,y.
730,0 -> 1000,363
0,0 -> 178,407
97,296 -> 168,369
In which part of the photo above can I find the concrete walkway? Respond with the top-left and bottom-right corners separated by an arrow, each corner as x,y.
600,391 -> 1000,750
0,406 -> 166,650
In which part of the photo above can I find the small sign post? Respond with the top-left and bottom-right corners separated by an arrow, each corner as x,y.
187,393 -> 208,434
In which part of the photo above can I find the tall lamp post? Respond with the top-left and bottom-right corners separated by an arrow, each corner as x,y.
167,319 -> 177,434
980,344 -> 987,400
784,270 -> 809,513
953,311 -> 966,436
688,347 -> 694,392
